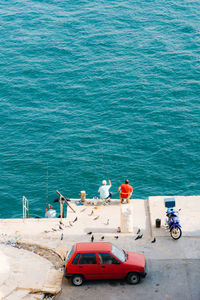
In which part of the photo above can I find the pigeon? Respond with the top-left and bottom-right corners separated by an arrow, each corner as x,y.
73,217 -> 78,223
59,225 -> 63,230
104,219 -> 109,225
136,228 -> 141,234
44,230 -> 50,233
93,215 -> 99,220
53,198 -> 60,203
88,210 -> 94,216
151,237 -> 156,243
91,235 -> 94,242
69,221 -> 73,227
87,231 -> 92,235
80,208 -> 86,213
59,221 -> 64,225
61,233 -> 63,240
101,236 -> 104,240
52,228 -> 57,232
114,236 -> 119,239
135,234 -> 143,240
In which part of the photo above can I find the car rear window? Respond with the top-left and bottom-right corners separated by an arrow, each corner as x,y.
66,246 -> 74,263
78,253 -> 97,264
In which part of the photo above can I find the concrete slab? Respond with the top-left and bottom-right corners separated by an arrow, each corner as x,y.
0,245 -> 62,299
5,289 -> 30,300
148,196 -> 200,237
0,199 -> 150,250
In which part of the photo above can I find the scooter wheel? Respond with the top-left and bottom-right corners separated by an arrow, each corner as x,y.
170,226 -> 182,240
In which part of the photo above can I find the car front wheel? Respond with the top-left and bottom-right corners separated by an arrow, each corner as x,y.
71,274 -> 84,286
126,272 -> 140,284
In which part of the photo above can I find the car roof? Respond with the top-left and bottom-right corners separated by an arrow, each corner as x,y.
75,242 -> 112,252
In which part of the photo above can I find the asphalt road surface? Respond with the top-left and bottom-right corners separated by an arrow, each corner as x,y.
55,259 -> 200,300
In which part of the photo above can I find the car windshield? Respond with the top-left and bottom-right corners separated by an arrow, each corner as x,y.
66,246 -> 74,263
111,244 -> 126,262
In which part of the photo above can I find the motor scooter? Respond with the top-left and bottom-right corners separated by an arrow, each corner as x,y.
166,208 -> 182,240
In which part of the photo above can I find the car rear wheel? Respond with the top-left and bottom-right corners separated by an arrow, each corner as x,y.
126,272 -> 140,284
71,274 -> 84,286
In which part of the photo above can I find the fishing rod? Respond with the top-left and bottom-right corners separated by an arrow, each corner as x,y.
46,162 -> 48,210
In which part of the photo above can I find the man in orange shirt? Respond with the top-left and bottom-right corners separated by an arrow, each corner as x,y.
118,179 -> 133,204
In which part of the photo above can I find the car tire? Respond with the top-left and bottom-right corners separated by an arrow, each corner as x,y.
71,274 -> 84,286
126,272 -> 140,284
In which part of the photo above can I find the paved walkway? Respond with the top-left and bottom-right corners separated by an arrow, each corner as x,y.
56,258 -> 200,300
0,196 -> 200,299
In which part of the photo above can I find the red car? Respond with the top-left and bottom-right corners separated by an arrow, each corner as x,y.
65,242 -> 147,286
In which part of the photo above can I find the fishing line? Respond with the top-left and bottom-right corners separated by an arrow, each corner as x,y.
100,147 -> 110,182
46,161 -> 48,210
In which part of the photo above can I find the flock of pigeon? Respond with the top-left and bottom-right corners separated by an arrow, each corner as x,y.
44,206 -> 156,244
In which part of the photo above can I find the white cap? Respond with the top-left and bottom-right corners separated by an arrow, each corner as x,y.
102,180 -> 107,185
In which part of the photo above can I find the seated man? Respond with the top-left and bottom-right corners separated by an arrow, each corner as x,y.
98,179 -> 113,205
45,204 -> 57,218
118,179 -> 133,204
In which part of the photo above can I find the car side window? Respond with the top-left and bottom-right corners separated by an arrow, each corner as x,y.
78,253 -> 97,265
72,253 -> 80,264
98,253 -> 120,265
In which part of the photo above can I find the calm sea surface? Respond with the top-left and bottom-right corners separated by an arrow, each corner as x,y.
0,0 -> 200,218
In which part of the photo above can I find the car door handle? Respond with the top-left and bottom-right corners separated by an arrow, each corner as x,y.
79,266 -> 83,268
101,266 -> 105,268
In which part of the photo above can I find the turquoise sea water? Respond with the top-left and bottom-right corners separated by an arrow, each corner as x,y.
0,0 -> 200,218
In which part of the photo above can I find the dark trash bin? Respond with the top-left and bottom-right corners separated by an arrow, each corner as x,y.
156,218 -> 161,228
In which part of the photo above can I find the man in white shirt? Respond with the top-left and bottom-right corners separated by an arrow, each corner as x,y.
98,180 -> 112,205
45,205 -> 57,218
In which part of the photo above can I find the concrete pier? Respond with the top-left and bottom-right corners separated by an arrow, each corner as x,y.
0,196 -> 200,299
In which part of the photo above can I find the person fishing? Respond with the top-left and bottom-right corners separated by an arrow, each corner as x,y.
98,179 -> 113,205
45,204 -> 57,218
118,179 -> 133,204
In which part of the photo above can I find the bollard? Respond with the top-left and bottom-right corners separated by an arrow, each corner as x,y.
80,191 -> 86,202
120,204 -> 133,233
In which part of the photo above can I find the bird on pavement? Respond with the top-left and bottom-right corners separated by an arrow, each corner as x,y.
61,233 -> 63,240
114,236 -> 119,239
87,231 -> 92,235
88,210 -> 94,216
93,215 -> 99,220
91,235 -> 94,242
135,234 -> 143,240
59,225 -> 63,230
80,208 -> 86,213
73,217 -> 78,223
101,236 -> 104,240
151,237 -> 156,243
136,228 -> 141,234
